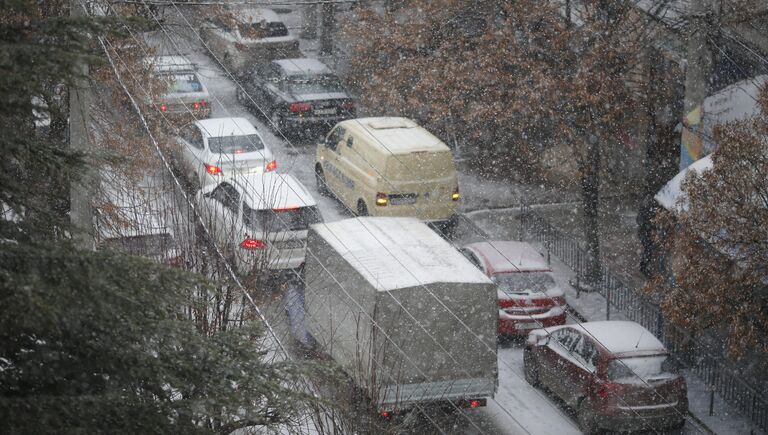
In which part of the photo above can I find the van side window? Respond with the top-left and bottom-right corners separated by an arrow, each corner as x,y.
325,127 -> 345,152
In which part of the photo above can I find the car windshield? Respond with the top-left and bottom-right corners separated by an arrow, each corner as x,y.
608,354 -> 678,384
207,134 -> 264,154
493,272 -> 557,294
238,22 -> 288,38
163,73 -> 203,94
285,75 -> 345,94
244,206 -> 322,232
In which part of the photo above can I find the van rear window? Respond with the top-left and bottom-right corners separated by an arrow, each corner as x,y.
244,205 -> 322,232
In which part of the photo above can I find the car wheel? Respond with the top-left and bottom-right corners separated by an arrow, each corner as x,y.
578,398 -> 600,435
523,349 -> 539,387
357,200 -> 368,217
315,165 -> 329,196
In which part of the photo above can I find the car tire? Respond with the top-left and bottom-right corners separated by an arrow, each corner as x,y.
315,165 -> 329,196
357,200 -> 368,217
578,398 -> 600,435
523,349 -> 539,387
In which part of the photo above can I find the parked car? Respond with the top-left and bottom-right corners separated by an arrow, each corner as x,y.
315,117 -> 460,231
175,117 -> 276,190
237,58 -> 355,134
461,241 -> 566,336
197,172 -> 321,274
199,7 -> 299,75
524,321 -> 688,434
96,170 -> 184,267
144,55 -> 211,119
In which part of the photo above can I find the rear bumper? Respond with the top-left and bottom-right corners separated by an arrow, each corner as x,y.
597,402 -> 687,432
282,113 -> 354,130
378,377 -> 496,412
498,306 -> 566,335
236,247 -> 306,274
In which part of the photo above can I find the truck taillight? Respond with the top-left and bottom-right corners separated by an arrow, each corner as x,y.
289,102 -> 312,112
376,192 -> 388,206
265,160 -> 277,172
452,186 -> 460,201
240,239 -> 266,250
205,164 -> 222,175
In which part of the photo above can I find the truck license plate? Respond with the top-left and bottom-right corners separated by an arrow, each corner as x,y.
315,108 -> 336,115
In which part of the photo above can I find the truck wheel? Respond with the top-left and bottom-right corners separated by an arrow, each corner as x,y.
523,349 -> 539,386
315,165 -> 329,196
357,200 -> 368,217
578,398 -> 599,435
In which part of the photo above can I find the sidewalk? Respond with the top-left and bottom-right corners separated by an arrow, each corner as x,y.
468,209 -> 765,435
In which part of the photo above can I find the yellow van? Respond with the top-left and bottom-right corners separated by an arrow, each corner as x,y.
315,117 -> 460,231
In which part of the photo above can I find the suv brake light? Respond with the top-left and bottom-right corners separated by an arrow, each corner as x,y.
241,239 -> 266,250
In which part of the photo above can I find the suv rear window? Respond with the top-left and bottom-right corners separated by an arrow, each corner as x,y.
244,205 -> 322,232
608,355 -> 678,384
238,22 -> 288,38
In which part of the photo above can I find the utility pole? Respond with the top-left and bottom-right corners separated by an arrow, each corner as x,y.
320,1 -> 335,56
680,0 -> 714,169
70,0 -> 95,248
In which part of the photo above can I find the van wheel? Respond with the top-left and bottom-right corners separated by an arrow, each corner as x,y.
357,200 -> 368,217
315,165 -> 329,196
578,398 -> 600,435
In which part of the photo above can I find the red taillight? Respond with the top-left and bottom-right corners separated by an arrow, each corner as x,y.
597,382 -> 624,400
452,186 -> 460,201
375,192 -> 388,206
289,102 -> 311,112
235,42 -> 246,51
470,400 -> 480,408
240,239 -> 266,250
159,104 -> 168,112
265,160 -> 277,172
380,410 -> 390,418
341,100 -> 355,110
200,100 -> 207,107
193,102 -> 200,110
205,164 -> 222,175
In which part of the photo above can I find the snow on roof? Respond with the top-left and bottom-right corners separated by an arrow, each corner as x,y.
704,75 -> 767,127
274,58 -> 331,76
311,217 -> 492,291
464,241 -> 550,275
195,117 -> 258,138
234,173 -> 316,210
551,321 -> 666,355
341,117 -> 450,155
144,55 -> 195,73
655,154 -> 713,212
236,8 -> 280,23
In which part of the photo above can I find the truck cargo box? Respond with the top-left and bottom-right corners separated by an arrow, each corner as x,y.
305,217 -> 497,411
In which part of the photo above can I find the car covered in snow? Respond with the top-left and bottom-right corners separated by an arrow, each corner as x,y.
237,58 -> 355,135
197,172 -> 322,274
200,7 -> 299,75
144,55 -> 211,119
174,117 -> 276,190
461,241 -> 566,336
524,321 -> 688,434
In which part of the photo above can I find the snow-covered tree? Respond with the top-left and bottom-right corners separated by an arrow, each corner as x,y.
651,84 -> 768,355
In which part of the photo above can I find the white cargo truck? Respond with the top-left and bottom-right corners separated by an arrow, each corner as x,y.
304,217 -> 498,414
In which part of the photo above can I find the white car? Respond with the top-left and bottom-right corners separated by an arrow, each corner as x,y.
197,172 -> 322,274
176,117 -> 276,189
144,55 -> 211,119
200,7 -> 300,75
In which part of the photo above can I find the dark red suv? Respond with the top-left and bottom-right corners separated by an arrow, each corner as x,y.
523,321 -> 688,434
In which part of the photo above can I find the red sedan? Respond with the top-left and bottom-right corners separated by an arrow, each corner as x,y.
461,241 -> 566,336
